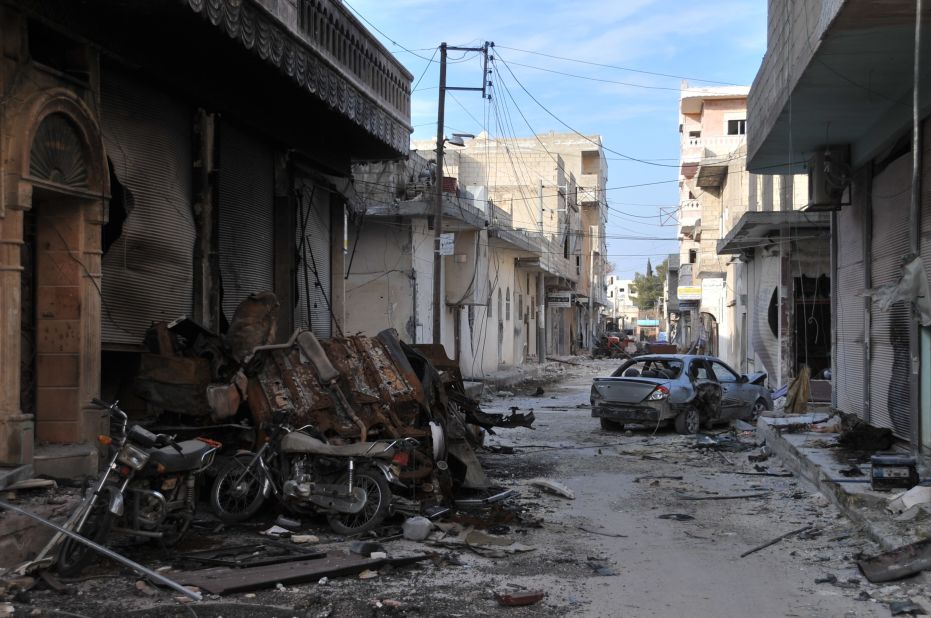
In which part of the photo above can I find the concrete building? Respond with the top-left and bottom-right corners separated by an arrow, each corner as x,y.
606,276 -> 639,333
747,0 -> 931,449
677,82 -> 824,387
347,131 -> 608,376
0,0 -> 411,475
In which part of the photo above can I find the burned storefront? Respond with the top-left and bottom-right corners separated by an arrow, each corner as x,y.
0,0 -> 412,477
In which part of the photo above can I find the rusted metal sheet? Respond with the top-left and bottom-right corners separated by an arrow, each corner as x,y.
249,331 -> 427,442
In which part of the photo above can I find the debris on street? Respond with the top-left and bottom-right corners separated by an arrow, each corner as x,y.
496,589 -> 546,606
528,478 -> 576,499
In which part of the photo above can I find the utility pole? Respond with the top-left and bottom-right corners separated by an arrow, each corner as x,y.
432,41 -> 491,345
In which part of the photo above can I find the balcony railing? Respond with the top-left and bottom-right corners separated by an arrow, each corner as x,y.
295,0 -> 411,120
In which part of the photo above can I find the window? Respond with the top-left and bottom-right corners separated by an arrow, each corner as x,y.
688,249 -> 697,264
727,119 -> 746,135
506,287 -> 511,321
688,360 -> 712,381
518,293 -> 523,318
689,131 -> 701,138
497,288 -> 502,321
711,361 -> 739,383
613,358 -> 683,379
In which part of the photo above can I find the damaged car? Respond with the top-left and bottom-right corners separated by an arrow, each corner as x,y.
590,355 -> 771,434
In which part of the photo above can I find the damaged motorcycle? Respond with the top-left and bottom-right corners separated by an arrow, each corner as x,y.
209,408 -> 422,534
56,399 -> 220,576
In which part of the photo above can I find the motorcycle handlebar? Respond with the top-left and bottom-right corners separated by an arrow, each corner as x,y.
91,398 -> 111,408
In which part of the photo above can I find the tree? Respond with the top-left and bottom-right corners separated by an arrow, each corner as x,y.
630,257 -> 668,311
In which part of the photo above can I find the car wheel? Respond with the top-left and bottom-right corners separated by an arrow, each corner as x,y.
674,408 -> 700,435
600,418 -> 623,431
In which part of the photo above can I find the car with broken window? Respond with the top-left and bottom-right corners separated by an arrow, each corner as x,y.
590,354 -> 771,434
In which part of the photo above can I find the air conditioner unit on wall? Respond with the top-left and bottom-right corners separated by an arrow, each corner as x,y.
806,145 -> 851,211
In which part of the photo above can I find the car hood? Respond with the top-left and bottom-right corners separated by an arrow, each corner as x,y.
746,371 -> 767,386
592,377 -> 669,404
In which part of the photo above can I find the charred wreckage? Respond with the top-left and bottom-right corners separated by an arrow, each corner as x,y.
130,292 -> 534,528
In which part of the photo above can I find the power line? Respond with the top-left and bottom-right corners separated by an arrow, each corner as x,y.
495,45 -> 738,86
503,60 -> 683,92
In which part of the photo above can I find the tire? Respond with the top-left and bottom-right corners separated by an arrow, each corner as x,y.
674,408 -> 701,435
56,488 -> 115,577
210,455 -> 268,523
600,418 -> 623,431
327,469 -> 391,536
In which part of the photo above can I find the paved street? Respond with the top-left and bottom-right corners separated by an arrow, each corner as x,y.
22,361 -> 923,618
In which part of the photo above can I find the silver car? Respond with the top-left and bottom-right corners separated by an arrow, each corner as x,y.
590,354 -> 772,434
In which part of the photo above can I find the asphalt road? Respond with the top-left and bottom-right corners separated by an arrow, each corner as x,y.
17,359 -> 921,617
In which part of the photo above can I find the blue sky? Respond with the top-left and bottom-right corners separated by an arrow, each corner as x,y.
347,0 -> 768,279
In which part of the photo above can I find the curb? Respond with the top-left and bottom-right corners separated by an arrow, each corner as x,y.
757,419 -> 914,551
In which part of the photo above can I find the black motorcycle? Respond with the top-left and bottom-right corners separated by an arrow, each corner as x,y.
209,408 -> 420,535
56,399 -> 220,576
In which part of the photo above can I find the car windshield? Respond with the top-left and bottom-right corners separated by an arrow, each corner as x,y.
611,358 -> 683,379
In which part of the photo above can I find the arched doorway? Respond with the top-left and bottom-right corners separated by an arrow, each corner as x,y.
3,94 -> 108,472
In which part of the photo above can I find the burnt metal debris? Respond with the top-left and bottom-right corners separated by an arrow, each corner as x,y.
132,292 -> 533,506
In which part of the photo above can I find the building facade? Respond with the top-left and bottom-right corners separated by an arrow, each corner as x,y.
0,0 -> 411,474
748,0 -> 931,448
347,131 -> 608,376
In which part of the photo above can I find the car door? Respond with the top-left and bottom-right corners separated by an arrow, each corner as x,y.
710,360 -> 752,419
688,358 -> 722,420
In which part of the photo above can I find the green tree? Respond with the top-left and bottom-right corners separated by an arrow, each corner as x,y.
630,258 -> 668,311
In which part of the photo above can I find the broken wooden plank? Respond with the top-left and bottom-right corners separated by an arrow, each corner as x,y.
174,553 -> 431,595
740,525 -> 812,558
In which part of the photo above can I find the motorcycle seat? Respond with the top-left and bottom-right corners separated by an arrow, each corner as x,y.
280,431 -> 396,459
149,440 -> 215,473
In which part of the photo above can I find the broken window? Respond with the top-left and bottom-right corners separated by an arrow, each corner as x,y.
506,287 -> 511,321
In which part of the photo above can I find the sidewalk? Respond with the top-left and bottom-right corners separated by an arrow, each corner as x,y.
757,413 -> 926,551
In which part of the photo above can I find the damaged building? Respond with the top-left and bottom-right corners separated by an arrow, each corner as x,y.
0,0 -> 413,478
748,0 -> 931,449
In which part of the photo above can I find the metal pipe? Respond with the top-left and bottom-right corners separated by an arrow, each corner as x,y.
0,500 -> 201,601
911,0 -> 924,451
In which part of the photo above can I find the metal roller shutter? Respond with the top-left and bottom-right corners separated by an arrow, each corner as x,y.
834,173 -> 866,419
218,123 -> 275,323
870,153 -> 912,438
295,180 -> 332,339
100,68 -> 194,346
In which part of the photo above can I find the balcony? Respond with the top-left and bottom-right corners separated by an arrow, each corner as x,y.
186,0 -> 413,156
679,199 -> 701,228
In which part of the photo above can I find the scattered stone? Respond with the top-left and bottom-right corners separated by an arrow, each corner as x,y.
815,574 -> 837,585
369,551 -> 387,560
134,580 -> 157,597
402,516 -> 433,540
529,478 -> 575,500
244,593 -> 256,598
496,391 -> 515,398
318,577 -> 329,586
292,535 -> 320,544
358,570 -> 378,580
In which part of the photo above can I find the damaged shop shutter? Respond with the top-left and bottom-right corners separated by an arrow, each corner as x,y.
100,68 -> 194,345
834,173 -> 866,420
870,153 -> 912,438
218,123 -> 275,323
295,181 -> 332,338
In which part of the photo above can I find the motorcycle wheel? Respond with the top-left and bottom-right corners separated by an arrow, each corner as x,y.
210,456 -> 267,523
327,469 -> 391,536
56,488 -> 115,577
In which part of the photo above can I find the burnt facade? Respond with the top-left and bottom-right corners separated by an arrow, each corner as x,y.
0,0 -> 412,475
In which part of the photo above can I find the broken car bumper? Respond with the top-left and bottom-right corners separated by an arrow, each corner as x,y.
591,402 -> 674,424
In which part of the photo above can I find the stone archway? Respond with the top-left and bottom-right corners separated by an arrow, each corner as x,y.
0,89 -> 108,473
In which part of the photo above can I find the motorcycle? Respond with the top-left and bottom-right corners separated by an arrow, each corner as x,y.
209,408 -> 421,535
56,399 -> 221,576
